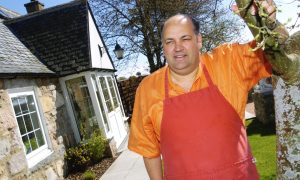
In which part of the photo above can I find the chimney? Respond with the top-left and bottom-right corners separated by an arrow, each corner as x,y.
24,0 -> 44,14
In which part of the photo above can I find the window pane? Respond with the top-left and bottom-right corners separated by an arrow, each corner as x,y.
106,100 -> 113,112
99,77 -> 106,88
22,135 -> 31,154
103,90 -> 110,100
99,77 -> 114,112
28,132 -> 38,151
12,98 -> 21,116
112,97 -> 118,108
17,116 -> 26,135
107,77 -> 119,108
65,76 -> 99,140
96,92 -> 110,132
27,95 -> 36,112
19,97 -> 29,114
24,114 -> 33,132
35,129 -> 45,147
31,112 -> 40,129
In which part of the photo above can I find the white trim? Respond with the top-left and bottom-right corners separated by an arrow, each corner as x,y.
27,148 -> 53,168
94,73 -> 114,138
85,73 -> 106,135
8,87 -> 53,168
91,73 -> 112,136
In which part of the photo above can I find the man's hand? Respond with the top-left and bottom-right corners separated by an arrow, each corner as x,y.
233,0 -> 288,46
232,0 -> 276,26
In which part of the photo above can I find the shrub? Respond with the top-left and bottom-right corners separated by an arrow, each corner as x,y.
65,129 -> 108,172
86,130 -> 108,163
65,143 -> 91,172
82,170 -> 96,180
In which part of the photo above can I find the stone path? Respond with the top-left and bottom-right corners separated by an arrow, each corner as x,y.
100,150 -> 149,180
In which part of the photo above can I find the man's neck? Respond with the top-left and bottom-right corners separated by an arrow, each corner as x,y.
170,67 -> 199,92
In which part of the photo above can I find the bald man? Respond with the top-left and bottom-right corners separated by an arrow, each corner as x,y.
128,1 -> 282,179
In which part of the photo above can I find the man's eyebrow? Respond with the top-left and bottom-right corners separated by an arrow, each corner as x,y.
181,35 -> 192,38
164,35 -> 192,41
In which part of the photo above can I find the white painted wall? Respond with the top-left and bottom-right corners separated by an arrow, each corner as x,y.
88,10 -> 114,70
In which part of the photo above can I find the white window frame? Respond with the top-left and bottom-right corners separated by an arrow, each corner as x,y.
59,71 -> 128,142
60,72 -> 110,141
98,75 -> 126,119
8,87 -> 52,168
91,74 -> 111,134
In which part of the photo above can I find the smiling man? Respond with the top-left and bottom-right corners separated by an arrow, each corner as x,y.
128,1 -> 285,179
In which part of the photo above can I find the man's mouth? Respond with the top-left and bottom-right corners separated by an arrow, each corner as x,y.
174,55 -> 186,60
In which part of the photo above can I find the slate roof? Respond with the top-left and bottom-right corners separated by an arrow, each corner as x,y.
0,6 -> 20,19
4,0 -> 93,76
0,19 -> 54,76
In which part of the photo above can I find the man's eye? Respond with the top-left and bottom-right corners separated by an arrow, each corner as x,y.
183,38 -> 191,41
165,41 -> 173,44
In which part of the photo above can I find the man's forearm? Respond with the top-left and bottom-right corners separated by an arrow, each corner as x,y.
143,156 -> 163,180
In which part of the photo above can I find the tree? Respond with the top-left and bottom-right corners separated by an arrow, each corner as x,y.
235,0 -> 300,178
89,0 -> 242,73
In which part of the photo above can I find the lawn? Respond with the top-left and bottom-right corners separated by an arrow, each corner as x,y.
246,119 -> 277,180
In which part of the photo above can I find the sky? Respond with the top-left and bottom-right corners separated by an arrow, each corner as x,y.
1,0 -> 299,77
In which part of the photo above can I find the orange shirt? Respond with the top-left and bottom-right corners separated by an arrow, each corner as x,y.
128,42 -> 271,158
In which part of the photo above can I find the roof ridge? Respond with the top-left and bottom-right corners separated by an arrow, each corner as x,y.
0,6 -> 21,16
0,6 -> 21,19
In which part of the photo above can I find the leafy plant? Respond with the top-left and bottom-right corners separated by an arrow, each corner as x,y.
82,170 -> 96,180
86,130 -> 108,163
65,143 -> 91,172
65,129 -> 108,172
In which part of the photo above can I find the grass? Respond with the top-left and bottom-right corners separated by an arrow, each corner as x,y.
246,118 -> 277,180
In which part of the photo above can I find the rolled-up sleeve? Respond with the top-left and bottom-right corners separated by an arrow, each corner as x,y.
128,82 -> 161,158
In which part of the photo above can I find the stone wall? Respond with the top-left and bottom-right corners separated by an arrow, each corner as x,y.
0,77 -> 75,179
253,90 -> 275,124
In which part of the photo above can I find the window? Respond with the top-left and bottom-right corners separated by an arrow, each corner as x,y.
99,76 -> 113,112
99,76 -> 122,113
107,76 -> 119,109
65,76 -> 99,140
9,89 -> 52,168
92,75 -> 110,133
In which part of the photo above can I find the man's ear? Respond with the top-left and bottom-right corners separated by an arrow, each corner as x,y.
197,34 -> 202,50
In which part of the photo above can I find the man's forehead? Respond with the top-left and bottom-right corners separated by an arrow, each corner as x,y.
165,15 -> 191,26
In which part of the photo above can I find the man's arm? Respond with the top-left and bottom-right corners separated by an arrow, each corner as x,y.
233,0 -> 300,83
143,156 -> 163,180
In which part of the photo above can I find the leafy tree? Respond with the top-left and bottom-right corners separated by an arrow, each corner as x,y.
89,0 -> 242,73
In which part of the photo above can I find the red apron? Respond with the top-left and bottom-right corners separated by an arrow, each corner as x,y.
160,64 -> 259,180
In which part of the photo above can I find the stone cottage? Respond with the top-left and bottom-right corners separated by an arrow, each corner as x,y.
0,0 -> 128,179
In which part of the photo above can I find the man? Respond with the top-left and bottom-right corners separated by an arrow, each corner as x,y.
128,1 -> 285,179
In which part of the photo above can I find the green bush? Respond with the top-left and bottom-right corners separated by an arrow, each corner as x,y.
65,143 -> 91,172
86,130 -> 108,163
82,170 -> 96,180
65,129 -> 108,172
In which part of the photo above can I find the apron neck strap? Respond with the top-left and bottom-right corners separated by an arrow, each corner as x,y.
164,63 -> 214,99
202,64 -> 214,86
165,68 -> 170,99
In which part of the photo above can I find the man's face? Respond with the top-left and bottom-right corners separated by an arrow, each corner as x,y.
162,15 -> 202,75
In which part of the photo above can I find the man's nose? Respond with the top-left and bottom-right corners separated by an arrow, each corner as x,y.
174,41 -> 184,51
